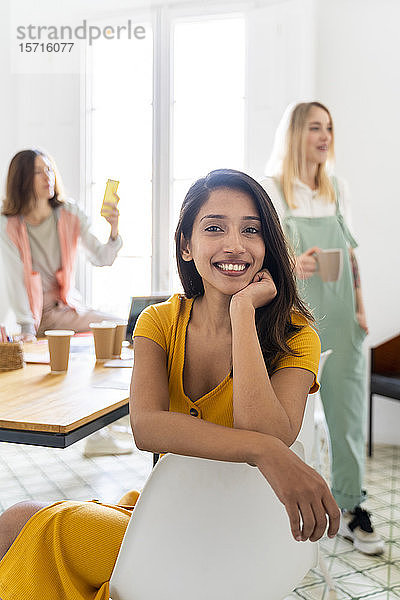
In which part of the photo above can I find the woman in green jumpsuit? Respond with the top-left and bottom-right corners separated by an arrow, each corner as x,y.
262,101 -> 384,556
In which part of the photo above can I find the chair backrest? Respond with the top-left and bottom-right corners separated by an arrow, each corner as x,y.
318,349 -> 333,375
295,349 -> 332,463
110,453 -> 318,600
110,352 -> 333,599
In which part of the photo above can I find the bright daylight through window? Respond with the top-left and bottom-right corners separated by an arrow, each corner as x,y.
89,12 -> 245,314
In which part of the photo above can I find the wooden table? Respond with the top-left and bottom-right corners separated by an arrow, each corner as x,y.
0,339 -> 132,448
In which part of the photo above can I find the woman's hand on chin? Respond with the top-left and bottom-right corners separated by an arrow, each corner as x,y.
230,269 -> 277,311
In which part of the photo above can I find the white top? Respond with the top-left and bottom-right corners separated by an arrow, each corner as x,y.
26,211 -> 61,295
0,199 -> 123,334
260,176 -> 355,235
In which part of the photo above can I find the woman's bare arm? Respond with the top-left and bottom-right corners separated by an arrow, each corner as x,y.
130,336 -> 267,462
350,248 -> 369,334
229,270 -> 316,445
230,297 -> 313,445
130,336 -> 340,543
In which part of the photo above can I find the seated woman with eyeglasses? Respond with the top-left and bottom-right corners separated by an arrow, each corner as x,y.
0,148 -> 122,342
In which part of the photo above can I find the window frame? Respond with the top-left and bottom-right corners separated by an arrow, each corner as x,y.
83,0 -> 315,303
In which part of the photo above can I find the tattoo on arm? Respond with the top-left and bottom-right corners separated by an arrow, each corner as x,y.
350,250 -> 360,289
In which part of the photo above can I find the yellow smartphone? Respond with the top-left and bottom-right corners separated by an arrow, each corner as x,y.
101,179 -> 119,216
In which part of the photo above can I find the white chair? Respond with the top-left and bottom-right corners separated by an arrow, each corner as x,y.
296,349 -> 336,597
110,351 -> 334,600
295,349 -> 332,469
311,349 -> 332,474
110,450 -> 318,600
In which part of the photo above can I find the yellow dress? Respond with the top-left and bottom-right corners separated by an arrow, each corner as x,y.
0,294 -> 320,600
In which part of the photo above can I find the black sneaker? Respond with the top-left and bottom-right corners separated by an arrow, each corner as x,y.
339,506 -> 384,555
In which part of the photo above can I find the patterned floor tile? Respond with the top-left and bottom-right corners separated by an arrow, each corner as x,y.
367,563 -> 400,587
390,507 -> 400,522
361,593 -> 400,599
369,485 -> 393,496
374,522 -> 398,541
368,513 -> 392,528
365,496 -> 394,511
318,556 -> 355,578
289,444 -> 400,598
0,421 -> 153,512
296,582 -> 352,599
373,506 -> 397,521
388,545 -> 400,562
370,492 -> 394,506
335,550 -> 388,572
334,571 -> 385,597
368,475 -> 393,486
320,535 -> 354,556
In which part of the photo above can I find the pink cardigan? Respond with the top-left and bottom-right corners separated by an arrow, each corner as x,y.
6,209 -> 80,330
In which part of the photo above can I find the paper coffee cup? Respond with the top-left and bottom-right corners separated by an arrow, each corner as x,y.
90,322 -> 117,361
45,330 -> 75,374
316,249 -> 343,282
112,322 -> 128,357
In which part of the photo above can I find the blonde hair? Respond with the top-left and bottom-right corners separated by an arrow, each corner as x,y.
281,102 -> 335,208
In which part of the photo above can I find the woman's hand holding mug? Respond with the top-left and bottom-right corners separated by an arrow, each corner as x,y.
295,247 -> 320,279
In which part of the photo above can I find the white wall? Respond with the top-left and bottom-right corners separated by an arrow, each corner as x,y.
315,0 -> 400,445
0,0 -> 17,330
0,0 -> 16,191
245,0 -> 315,177
0,0 -> 81,328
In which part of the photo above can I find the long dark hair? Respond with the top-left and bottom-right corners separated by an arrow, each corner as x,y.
2,149 -> 64,216
174,168 -> 314,372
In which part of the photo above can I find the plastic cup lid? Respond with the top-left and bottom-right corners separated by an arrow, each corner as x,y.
44,330 -> 75,336
89,321 -> 117,328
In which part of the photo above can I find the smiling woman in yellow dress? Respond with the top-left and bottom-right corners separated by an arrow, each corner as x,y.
0,169 -> 340,600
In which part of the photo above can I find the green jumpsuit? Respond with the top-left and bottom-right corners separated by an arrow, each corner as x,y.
279,178 -> 367,510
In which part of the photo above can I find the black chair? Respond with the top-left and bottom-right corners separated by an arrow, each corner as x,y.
369,334 -> 400,456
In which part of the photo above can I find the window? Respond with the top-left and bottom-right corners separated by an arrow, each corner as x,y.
86,1 -> 314,313
88,9 -> 245,312
171,15 -> 245,290
87,22 -> 153,318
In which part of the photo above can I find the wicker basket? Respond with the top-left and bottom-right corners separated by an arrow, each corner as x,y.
0,342 -> 24,372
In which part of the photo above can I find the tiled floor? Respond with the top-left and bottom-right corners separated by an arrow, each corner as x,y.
0,432 -> 399,599
289,444 -> 400,600
0,419 -> 153,510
